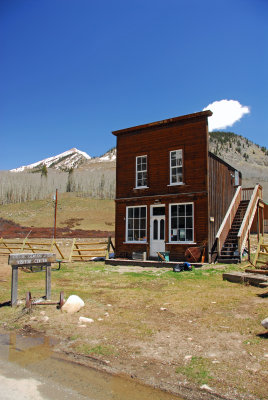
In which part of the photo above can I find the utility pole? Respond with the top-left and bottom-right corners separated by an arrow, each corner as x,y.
53,189 -> 58,239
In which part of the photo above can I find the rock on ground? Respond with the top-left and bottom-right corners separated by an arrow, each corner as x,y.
261,317 -> 268,330
62,295 -> 85,314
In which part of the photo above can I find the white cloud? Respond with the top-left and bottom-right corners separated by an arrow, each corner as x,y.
203,99 -> 250,131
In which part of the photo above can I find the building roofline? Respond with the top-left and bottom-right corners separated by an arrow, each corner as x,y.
112,110 -> 213,136
208,151 -> 242,177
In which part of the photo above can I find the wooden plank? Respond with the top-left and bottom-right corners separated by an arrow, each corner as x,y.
245,268 -> 268,275
11,266 -> 18,306
46,265 -> 51,300
71,254 -> 105,258
223,271 -> 268,287
76,241 -> 108,245
54,241 -> 65,260
256,259 -> 268,264
69,238 -> 76,262
259,282 -> 268,288
72,248 -> 106,252
157,252 -> 166,262
252,236 -> 263,267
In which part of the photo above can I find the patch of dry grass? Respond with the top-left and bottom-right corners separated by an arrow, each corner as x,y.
0,262 -> 267,399
0,193 -> 114,231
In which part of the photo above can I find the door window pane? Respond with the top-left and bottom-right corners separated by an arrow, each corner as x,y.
153,219 -> 158,240
153,207 -> 165,216
160,219 -> 165,240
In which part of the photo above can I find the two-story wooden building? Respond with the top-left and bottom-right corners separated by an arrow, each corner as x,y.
112,111 -> 263,263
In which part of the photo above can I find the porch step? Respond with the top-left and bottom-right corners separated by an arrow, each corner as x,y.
218,257 -> 240,264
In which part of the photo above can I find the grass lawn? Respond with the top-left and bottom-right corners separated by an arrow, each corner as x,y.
0,261 -> 267,400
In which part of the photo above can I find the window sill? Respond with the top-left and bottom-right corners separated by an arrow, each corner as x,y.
167,183 -> 185,187
123,242 -> 148,244
133,186 -> 149,190
166,242 -> 196,245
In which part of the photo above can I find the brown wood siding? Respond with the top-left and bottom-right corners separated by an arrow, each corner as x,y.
208,153 -> 239,256
115,193 -> 208,261
115,117 -> 209,200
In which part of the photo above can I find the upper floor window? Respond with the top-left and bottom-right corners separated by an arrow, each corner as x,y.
136,155 -> 147,188
170,150 -> 183,185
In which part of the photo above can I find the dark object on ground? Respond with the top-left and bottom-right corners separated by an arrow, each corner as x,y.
173,262 -> 192,272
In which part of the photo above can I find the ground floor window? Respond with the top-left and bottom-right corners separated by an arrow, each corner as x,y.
126,206 -> 147,242
169,203 -> 193,242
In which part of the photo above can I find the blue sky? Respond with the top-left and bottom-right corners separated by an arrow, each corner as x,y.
1,0 -> 267,170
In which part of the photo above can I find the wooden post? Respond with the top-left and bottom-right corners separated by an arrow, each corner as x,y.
261,207 -> 264,236
247,230 -> 251,262
45,264 -> 51,300
257,205 -> 260,242
11,266 -> 18,307
107,236 -> 111,258
53,189 -> 58,239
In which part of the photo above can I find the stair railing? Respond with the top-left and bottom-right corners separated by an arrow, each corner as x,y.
242,187 -> 254,201
237,184 -> 262,259
216,186 -> 242,256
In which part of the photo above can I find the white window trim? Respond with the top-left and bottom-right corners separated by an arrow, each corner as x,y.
169,202 -> 194,243
136,155 -> 148,188
125,205 -> 147,243
167,183 -> 184,187
169,149 -> 183,185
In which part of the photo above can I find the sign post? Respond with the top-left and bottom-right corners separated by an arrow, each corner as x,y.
8,253 -> 56,306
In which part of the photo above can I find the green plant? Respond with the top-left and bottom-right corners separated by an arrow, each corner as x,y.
76,343 -> 117,356
176,356 -> 213,385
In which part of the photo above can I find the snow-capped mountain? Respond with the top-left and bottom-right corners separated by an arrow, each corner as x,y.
11,148 -> 91,172
89,147 -> 117,163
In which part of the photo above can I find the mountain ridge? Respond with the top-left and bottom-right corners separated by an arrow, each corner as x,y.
8,132 -> 268,199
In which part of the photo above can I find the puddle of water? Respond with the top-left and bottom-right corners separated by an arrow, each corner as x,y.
0,333 -> 182,400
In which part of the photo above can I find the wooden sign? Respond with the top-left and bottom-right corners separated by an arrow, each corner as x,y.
8,253 -> 56,266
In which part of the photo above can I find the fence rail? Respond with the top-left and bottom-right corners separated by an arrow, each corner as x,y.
0,237 -> 115,262
69,237 -> 114,261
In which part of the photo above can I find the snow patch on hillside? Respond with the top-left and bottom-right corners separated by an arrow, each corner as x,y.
11,148 -> 91,172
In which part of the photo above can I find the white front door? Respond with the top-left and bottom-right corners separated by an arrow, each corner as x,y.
150,205 -> 165,257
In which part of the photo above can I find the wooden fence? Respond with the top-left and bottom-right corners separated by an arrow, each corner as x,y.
0,238 -> 65,259
0,237 -> 115,262
69,237 -> 114,262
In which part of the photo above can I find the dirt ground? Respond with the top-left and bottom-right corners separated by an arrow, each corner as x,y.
0,217 -> 113,238
1,240 -> 267,400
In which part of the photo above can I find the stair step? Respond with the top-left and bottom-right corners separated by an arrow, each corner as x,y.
218,258 -> 240,264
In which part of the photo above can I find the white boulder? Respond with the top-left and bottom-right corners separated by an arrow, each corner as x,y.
79,316 -> 94,324
200,384 -> 213,391
261,317 -> 268,330
62,295 -> 85,314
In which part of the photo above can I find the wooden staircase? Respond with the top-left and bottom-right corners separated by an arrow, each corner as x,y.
216,184 -> 263,264
218,200 -> 249,263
